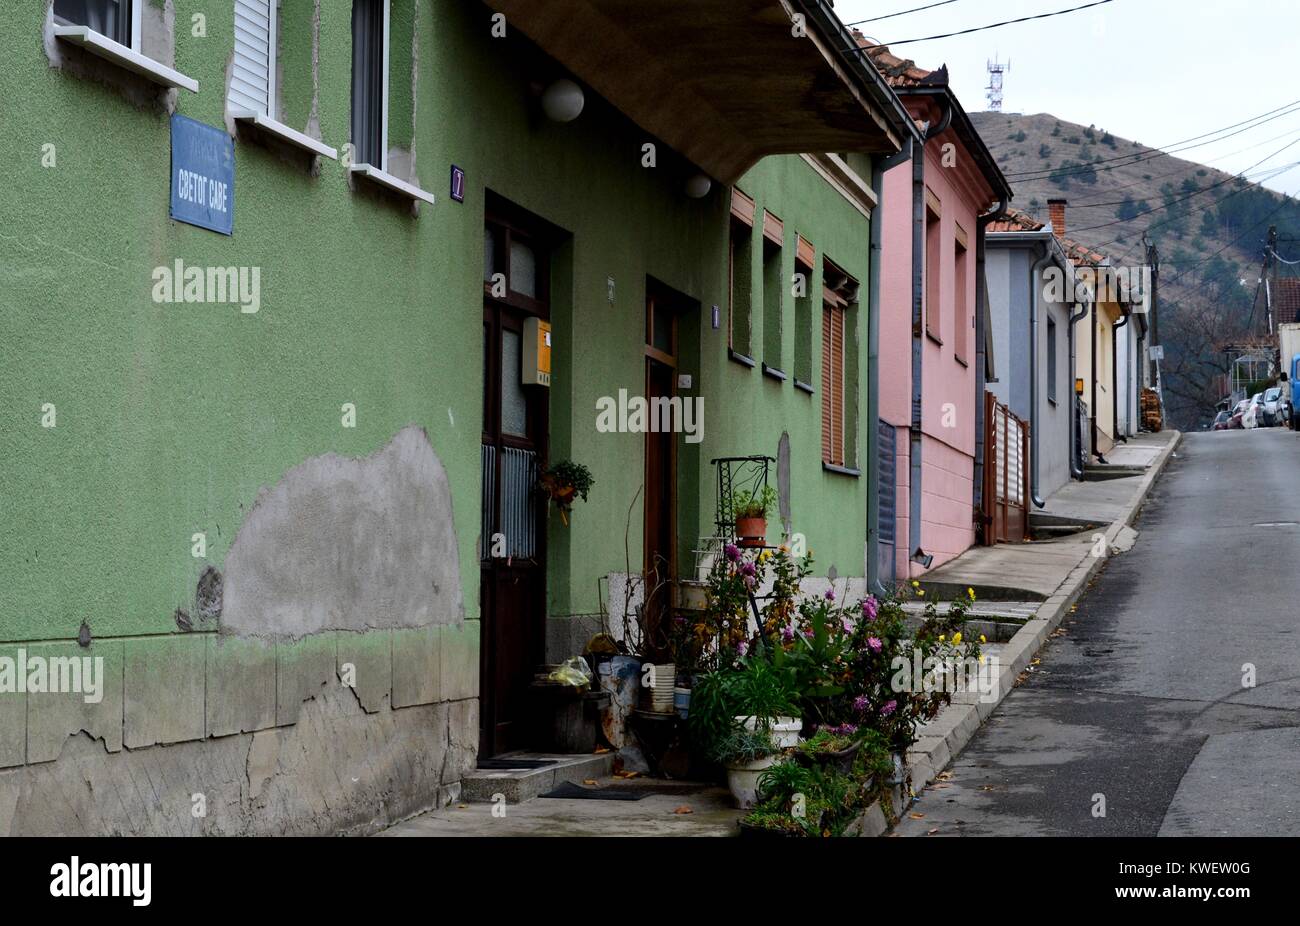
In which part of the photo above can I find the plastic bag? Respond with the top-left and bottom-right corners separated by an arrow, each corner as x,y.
548,656 -> 593,688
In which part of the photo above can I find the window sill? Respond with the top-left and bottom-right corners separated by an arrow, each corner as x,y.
823,462 -> 861,478
925,330 -> 943,347
955,354 -> 969,368
233,110 -> 338,160
54,26 -> 199,92
728,349 -> 756,369
794,379 -> 815,395
1048,397 -> 1058,408
350,164 -> 436,204
762,363 -> 787,382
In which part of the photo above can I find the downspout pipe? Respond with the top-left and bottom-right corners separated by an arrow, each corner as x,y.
1068,297 -> 1091,479
867,139 -> 914,595
1029,248 -> 1054,509
974,194 -> 1009,536
1113,310 -> 1131,443
908,104 -> 952,574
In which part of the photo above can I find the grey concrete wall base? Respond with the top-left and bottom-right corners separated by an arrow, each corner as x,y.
901,433 -> 1182,819
0,684 -> 480,836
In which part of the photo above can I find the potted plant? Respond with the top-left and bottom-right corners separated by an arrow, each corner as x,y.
538,460 -> 594,525
731,485 -> 777,548
688,646 -> 802,808
716,728 -> 781,810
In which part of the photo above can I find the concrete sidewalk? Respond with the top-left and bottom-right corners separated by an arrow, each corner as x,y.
902,429 -> 1182,804
920,430 -> 1180,602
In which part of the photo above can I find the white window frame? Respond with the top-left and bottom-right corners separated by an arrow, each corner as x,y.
349,0 -> 434,205
53,0 -> 199,93
229,0 -> 338,160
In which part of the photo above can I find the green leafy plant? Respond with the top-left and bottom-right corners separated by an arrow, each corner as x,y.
688,645 -> 799,763
730,485 -> 777,521
538,460 -> 594,524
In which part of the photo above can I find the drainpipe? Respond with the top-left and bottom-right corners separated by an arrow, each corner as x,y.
867,140 -> 913,596
1029,247 -> 1054,508
1090,293 -> 1102,464
1068,298 -> 1091,479
974,195 -> 1009,536
1113,310 -> 1130,443
907,104 -> 952,575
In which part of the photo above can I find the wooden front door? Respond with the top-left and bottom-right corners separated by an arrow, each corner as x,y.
642,289 -> 677,660
480,213 -> 549,757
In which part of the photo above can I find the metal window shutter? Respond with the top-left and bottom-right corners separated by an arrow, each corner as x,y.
878,420 -> 896,543
230,0 -> 272,115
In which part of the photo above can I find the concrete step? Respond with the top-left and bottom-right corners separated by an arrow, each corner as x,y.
461,752 -> 615,804
1082,465 -> 1146,481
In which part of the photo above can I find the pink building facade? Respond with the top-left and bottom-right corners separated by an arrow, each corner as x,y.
868,47 -> 1010,580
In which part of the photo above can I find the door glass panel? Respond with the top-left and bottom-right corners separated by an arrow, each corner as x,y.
501,329 -> 528,436
484,227 -> 496,283
652,304 -> 674,354
510,239 -> 537,298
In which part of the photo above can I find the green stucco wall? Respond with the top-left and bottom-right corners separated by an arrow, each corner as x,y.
1,0 -> 872,646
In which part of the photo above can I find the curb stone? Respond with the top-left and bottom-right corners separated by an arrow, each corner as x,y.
900,432 -> 1183,814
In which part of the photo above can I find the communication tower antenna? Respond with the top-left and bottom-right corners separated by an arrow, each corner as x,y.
986,57 -> 1010,112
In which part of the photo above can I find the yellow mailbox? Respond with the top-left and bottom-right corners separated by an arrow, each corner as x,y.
524,317 -> 552,387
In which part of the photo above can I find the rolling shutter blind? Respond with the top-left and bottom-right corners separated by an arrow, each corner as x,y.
821,300 -> 845,466
230,0 -> 273,116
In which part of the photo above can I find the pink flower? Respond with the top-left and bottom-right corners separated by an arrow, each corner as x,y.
740,561 -> 757,577
867,636 -> 883,653
853,695 -> 870,712
841,618 -> 856,635
724,544 -> 742,562
736,641 -> 749,657
824,587 -> 836,601
881,699 -> 898,717
781,625 -> 796,644
862,595 -> 879,621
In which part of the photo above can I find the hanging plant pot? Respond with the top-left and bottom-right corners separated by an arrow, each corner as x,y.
537,461 -> 594,527
735,516 -> 767,548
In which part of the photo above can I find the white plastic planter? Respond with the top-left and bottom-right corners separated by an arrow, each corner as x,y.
725,755 -> 778,809
738,715 -> 803,748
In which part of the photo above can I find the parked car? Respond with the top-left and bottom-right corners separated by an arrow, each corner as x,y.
1212,411 -> 1233,430
1230,399 -> 1249,429
1262,386 -> 1288,427
1242,393 -> 1265,429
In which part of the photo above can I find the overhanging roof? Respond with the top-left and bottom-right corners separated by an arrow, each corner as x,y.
482,0 -> 911,185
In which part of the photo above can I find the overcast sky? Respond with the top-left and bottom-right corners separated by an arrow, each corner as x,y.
833,0 -> 1300,195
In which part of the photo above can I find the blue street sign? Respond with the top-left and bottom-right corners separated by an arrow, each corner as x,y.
170,115 -> 234,235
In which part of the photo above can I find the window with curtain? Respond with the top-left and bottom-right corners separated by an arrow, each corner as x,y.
54,0 -> 131,46
351,0 -> 386,168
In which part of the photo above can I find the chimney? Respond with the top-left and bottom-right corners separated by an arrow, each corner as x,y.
1048,199 -> 1067,240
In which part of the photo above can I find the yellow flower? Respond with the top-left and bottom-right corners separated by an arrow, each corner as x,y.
911,580 -> 920,588
917,589 -> 925,597
952,632 -> 962,645
939,634 -> 946,642
978,655 -> 986,664
979,634 -> 987,644
968,587 -> 976,600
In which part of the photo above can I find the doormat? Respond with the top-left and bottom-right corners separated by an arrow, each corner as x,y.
540,782 -> 648,801
476,758 -> 559,770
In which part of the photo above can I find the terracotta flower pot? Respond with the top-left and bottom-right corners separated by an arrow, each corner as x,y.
736,516 -> 767,548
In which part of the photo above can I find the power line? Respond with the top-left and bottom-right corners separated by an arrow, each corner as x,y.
1160,195 -> 1297,290
843,0 -> 965,27
1068,136 -> 1300,239
851,0 -> 1117,51
1005,98 -> 1300,178
1059,127 -> 1300,206
1005,101 -> 1300,181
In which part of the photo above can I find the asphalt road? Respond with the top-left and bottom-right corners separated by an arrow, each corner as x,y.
897,427 -> 1300,837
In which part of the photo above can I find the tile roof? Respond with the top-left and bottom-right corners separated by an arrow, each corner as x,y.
1276,278 -> 1300,325
987,207 -> 1045,234
854,35 -> 946,88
